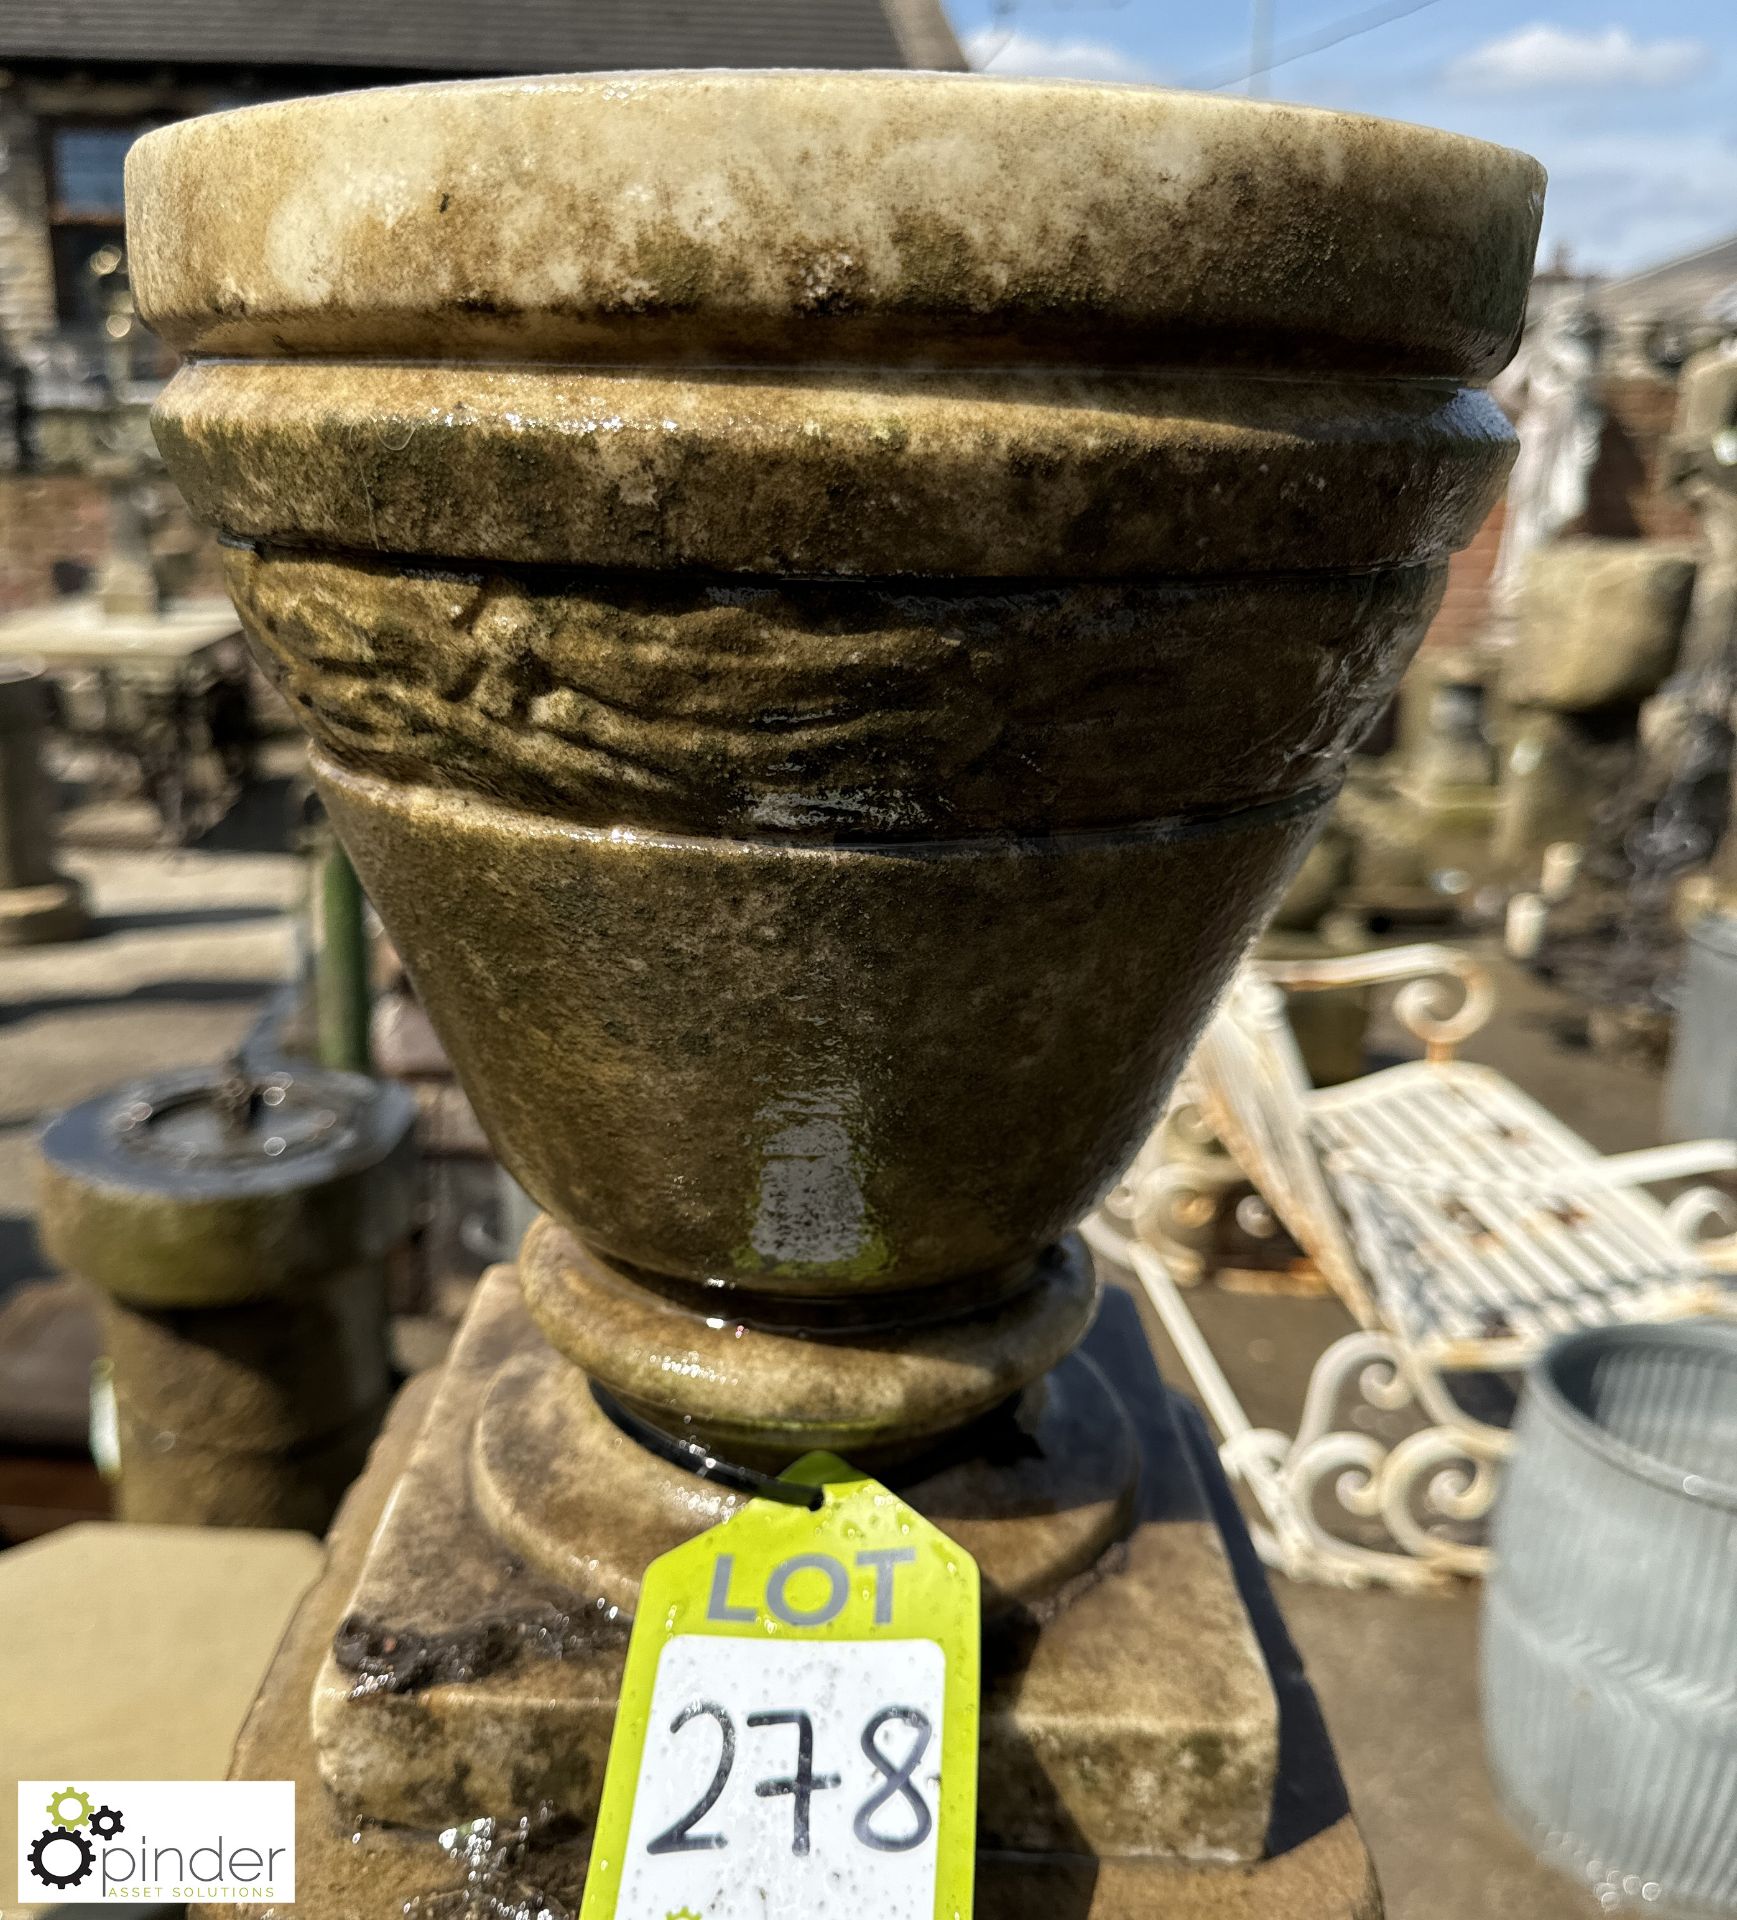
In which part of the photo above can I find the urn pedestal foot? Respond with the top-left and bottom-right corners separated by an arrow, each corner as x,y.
312,1261 -> 1275,1857
213,1273 -> 1378,1919
471,1340 -> 1139,1617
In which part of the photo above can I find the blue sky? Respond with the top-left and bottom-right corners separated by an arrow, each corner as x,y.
944,1 -> 1737,276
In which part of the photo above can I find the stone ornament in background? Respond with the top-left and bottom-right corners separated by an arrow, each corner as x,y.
1494,538 -> 1698,880
37,1063 -> 416,1530
127,72 -> 1541,1915
1666,346 -> 1737,684
1502,539 -> 1697,714
1661,348 -> 1737,915
1484,299 -> 1604,645
0,663 -> 88,947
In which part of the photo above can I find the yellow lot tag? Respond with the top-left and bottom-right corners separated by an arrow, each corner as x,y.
580,1452 -> 980,1920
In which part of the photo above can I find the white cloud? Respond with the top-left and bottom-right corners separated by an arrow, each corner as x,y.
1524,125 -> 1737,275
1446,23 -> 1708,93
962,26 -> 1150,82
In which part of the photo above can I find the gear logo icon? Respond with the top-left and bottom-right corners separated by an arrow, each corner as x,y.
27,1788 -> 113,1891
29,1826 -> 96,1891
44,1787 -> 94,1829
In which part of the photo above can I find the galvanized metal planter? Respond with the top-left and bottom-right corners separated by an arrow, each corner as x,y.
1484,1321 -> 1737,1915
1665,914 -> 1737,1146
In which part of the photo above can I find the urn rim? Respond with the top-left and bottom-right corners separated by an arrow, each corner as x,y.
126,67 -> 1543,381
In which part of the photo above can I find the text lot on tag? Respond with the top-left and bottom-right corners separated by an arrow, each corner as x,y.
580,1454 -> 979,1920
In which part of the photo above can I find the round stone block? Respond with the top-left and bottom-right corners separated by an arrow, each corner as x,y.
97,1266 -> 392,1450
38,1063 -> 417,1307
112,1395 -> 386,1530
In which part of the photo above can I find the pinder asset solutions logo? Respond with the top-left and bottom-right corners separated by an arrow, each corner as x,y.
18,1781 -> 295,1903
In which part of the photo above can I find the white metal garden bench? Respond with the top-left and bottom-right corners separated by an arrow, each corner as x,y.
1084,944 -> 1737,1590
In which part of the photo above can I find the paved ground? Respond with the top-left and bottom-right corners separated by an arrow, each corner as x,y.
0,798 -> 1657,1920
1303,959 -> 1669,1919
1129,1269 -> 1603,1918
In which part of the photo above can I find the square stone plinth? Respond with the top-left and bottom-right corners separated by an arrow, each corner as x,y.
206,1297 -> 1379,1919
305,1268 -> 1279,1863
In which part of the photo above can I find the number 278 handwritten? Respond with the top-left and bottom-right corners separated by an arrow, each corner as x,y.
647,1702 -> 935,1858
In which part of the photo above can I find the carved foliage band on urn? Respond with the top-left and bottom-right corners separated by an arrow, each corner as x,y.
225,547 -> 1446,840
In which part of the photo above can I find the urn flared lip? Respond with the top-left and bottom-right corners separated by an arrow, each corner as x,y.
126,67 -> 1544,381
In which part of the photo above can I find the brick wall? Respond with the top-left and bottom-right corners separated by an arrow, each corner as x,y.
0,92 -> 58,359
1580,375 -> 1698,541
1421,370 -> 1696,652
1423,496 -> 1506,652
0,473 -> 226,615
0,473 -> 109,614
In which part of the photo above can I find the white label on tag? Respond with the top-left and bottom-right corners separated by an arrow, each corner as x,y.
614,1634 -> 946,1920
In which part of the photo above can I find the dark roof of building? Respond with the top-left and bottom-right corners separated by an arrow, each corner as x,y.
0,0 -> 964,76
1600,232 -> 1737,322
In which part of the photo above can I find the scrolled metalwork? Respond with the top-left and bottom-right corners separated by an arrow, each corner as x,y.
1664,1185 -> 1737,1266
1376,1428 -> 1498,1575
1224,1329 -> 1503,1588
1261,941 -> 1495,1058
1390,964 -> 1496,1057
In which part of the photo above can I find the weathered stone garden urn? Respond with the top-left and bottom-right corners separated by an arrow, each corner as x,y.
127,72 -> 1540,1918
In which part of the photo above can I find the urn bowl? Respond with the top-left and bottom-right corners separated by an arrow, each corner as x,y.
127,72 -> 1542,1293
